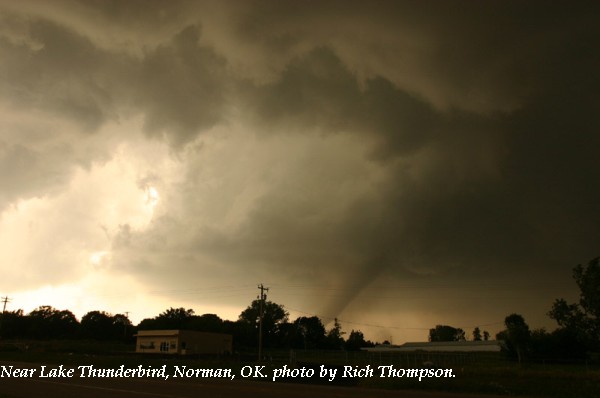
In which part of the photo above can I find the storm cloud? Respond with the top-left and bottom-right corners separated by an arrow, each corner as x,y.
1,0 -> 598,341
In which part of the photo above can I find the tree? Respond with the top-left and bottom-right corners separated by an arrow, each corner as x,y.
187,314 -> 223,333
0,310 -> 27,339
112,313 -> 133,341
292,316 -> 326,349
345,330 -> 368,351
156,307 -> 195,329
239,300 -> 288,348
573,257 -> 600,320
325,318 -> 345,349
81,311 -> 114,340
483,330 -> 490,341
529,327 -> 587,361
497,313 -> 530,363
472,327 -> 482,341
549,257 -> 600,349
28,306 -> 79,339
137,317 -> 160,330
429,325 -> 466,342
223,319 -> 255,349
548,299 -> 586,331
137,307 -> 195,331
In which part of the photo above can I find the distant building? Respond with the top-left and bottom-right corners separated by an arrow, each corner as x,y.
135,330 -> 232,355
362,340 -> 504,352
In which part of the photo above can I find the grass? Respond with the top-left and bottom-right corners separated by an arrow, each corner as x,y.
1,342 -> 599,398
360,364 -> 600,397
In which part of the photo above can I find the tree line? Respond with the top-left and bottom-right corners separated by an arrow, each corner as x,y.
1,256 -> 597,359
0,300 -> 374,351
427,257 -> 600,362
138,301 -> 373,351
0,307 -> 132,341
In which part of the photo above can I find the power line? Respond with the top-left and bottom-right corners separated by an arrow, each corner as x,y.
268,282 -> 573,292
284,305 -> 503,331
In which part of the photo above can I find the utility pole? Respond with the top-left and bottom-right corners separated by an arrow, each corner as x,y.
0,296 -> 11,340
123,311 -> 130,339
257,284 -> 269,362
1,296 -> 9,313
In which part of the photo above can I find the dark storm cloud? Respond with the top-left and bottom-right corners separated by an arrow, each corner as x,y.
0,7 -> 232,212
224,1 -> 568,112
134,25 -> 229,147
186,1 -> 600,317
108,0 -> 599,321
2,0 -> 599,329
245,47 -> 437,158
0,8 -> 230,140
0,17 -> 112,130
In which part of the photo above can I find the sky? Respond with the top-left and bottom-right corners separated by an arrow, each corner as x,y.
0,0 -> 599,343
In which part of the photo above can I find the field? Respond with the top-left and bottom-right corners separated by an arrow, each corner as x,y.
292,349 -> 600,397
1,341 -> 598,398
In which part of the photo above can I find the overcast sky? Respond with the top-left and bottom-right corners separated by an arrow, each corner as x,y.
1,0 -> 598,343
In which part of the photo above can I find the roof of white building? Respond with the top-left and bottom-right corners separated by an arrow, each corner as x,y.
363,340 -> 505,352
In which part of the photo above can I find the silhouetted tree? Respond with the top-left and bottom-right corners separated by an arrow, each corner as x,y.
0,310 -> 27,339
483,330 -> 490,341
223,319 -> 255,350
472,327 -> 482,341
429,325 -> 466,342
549,257 -> 600,350
325,318 -> 345,349
497,313 -> 530,363
137,307 -> 195,331
187,314 -> 223,333
28,306 -> 79,339
528,328 -> 584,361
158,307 -> 195,328
345,329 -> 368,351
548,300 -> 586,331
239,300 -> 288,348
81,311 -> 114,340
112,313 -> 133,341
292,316 -> 326,349
276,322 -> 296,348
137,317 -> 160,330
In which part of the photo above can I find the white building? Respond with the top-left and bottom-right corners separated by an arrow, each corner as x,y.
363,340 -> 504,352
